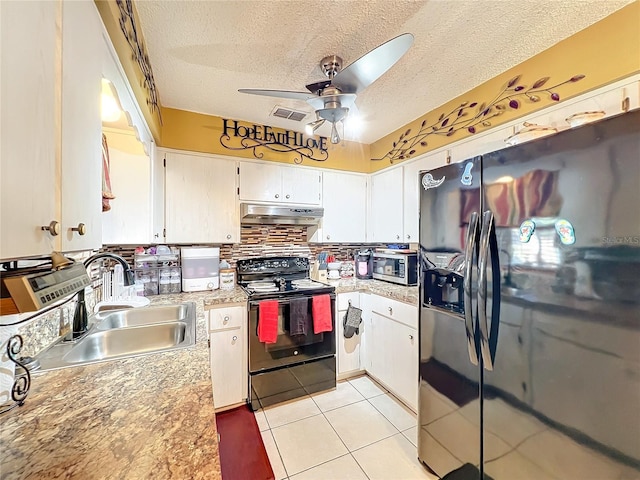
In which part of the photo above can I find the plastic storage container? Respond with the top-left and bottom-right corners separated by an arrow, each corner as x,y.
133,252 -> 180,296
181,247 -> 220,291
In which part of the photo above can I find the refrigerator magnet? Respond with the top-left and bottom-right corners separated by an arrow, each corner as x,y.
461,162 -> 474,186
519,220 -> 536,243
422,173 -> 445,190
555,219 -> 576,245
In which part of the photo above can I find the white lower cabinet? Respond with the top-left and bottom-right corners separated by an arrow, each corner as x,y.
336,292 -> 364,378
207,305 -> 248,410
366,294 -> 418,411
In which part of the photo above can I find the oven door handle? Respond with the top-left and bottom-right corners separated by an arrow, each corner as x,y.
249,293 -> 336,308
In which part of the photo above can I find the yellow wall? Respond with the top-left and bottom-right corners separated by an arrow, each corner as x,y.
161,108 -> 371,172
369,1 -> 640,171
95,0 -> 162,142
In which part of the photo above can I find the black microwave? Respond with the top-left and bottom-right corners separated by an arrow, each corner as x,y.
372,251 -> 418,286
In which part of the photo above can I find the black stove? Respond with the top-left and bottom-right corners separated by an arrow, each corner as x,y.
237,256 -> 335,299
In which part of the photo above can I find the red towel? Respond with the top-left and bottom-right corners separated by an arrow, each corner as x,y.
312,295 -> 333,334
258,300 -> 279,344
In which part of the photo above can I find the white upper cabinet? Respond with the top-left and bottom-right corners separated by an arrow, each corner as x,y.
61,0 -> 103,251
1,0 -> 58,259
319,171 -> 367,243
0,0 -> 103,259
239,161 -> 321,205
164,151 -> 239,244
369,167 -> 404,242
402,151 -> 449,243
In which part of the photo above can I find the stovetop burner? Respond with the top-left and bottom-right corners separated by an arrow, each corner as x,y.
237,256 -> 335,299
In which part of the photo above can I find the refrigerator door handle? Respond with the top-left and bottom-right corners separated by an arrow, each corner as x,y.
478,210 -> 501,371
463,211 -> 480,365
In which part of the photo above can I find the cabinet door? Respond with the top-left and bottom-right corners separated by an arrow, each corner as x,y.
337,308 -> 362,376
101,144 -> 151,245
209,327 -> 246,409
61,0 -> 103,251
402,152 -> 448,243
165,152 -> 238,243
238,161 -> 282,202
281,167 -> 321,205
321,171 -> 367,242
368,312 -> 390,382
369,167 -> 404,242
386,320 -> 418,410
0,1 -> 58,259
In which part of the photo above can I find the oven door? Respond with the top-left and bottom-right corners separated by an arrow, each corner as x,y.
248,293 -> 336,373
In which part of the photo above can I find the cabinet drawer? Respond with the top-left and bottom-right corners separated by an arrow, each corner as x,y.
208,305 -> 246,331
337,292 -> 360,310
369,294 -> 417,329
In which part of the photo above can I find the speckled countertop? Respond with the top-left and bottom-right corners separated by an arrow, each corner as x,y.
0,282 -> 414,479
0,288 -> 245,480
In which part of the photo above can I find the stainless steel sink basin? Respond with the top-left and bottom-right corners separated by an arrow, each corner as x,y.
37,302 -> 196,371
95,304 -> 190,330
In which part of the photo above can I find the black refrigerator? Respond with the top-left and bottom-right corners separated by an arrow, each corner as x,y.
417,109 -> 640,480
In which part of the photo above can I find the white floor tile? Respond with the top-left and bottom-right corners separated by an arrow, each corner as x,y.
261,429 -> 288,480
311,380 -> 365,412
263,395 -> 322,428
271,414 -> 348,476
254,409 -> 270,431
353,433 -> 438,480
348,375 -> 387,398
369,393 -> 417,431
518,430 -> 627,480
324,400 -> 398,451
402,426 -> 418,447
289,454 -> 368,480
416,429 -> 463,478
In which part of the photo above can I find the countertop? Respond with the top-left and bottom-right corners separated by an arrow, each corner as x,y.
0,290 -> 242,480
0,282 -> 415,479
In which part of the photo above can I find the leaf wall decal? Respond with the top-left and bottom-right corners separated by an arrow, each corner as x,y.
532,77 -> 550,88
507,75 -> 521,87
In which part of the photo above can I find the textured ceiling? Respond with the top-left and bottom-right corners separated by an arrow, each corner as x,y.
135,0 -> 632,144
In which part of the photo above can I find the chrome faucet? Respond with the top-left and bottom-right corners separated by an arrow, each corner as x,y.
71,252 -> 134,340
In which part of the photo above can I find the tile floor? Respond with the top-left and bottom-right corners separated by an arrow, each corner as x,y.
254,375 -> 438,480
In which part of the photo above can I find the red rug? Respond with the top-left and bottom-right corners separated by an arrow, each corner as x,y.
215,404 -> 275,480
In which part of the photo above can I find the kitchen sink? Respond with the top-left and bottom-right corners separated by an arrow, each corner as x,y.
37,302 -> 196,371
94,304 -> 190,330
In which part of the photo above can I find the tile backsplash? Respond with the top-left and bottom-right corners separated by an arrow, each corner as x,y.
104,225 -> 384,267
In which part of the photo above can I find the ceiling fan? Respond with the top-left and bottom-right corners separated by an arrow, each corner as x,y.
238,33 -> 414,144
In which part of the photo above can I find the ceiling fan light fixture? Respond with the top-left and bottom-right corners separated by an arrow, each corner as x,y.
317,106 -> 349,123
330,122 -> 340,144
305,118 -> 325,136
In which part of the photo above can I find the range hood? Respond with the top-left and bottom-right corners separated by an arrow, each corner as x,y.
240,203 -> 323,226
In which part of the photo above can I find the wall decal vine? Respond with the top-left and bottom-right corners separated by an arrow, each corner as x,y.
372,73 -> 585,163
116,0 -> 162,125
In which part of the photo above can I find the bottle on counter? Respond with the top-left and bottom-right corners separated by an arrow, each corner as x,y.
219,260 -> 235,290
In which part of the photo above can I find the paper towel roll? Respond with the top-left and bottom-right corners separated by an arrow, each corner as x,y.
1,321 -> 19,405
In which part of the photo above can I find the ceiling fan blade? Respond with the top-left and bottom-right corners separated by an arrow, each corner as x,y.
238,88 -> 317,102
306,93 -> 357,111
332,33 -> 414,94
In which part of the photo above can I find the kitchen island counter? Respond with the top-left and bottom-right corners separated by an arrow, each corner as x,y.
1,289 -> 246,480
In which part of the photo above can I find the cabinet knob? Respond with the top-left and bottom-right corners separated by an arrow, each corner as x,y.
71,223 -> 86,236
275,194 -> 280,199
285,194 -> 290,199
396,235 -> 400,240
326,235 -> 330,240
407,234 -> 411,240
232,335 -> 237,342
41,221 -> 60,236
154,233 -> 159,238
223,315 -> 230,323
388,307 -> 393,314
409,334 -> 414,340
226,234 -> 232,240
